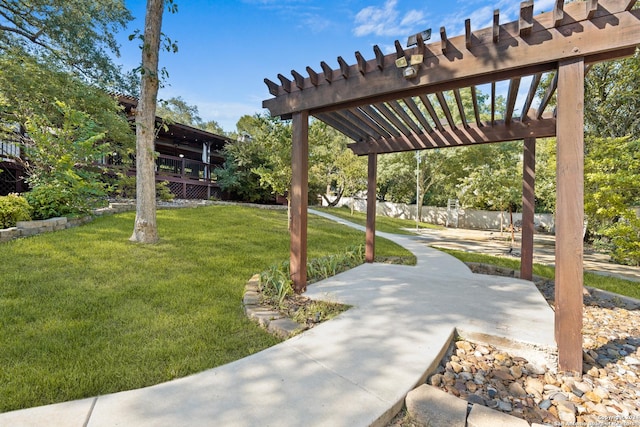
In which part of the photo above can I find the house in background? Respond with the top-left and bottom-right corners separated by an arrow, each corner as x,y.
0,136 -> 26,196
0,95 -> 234,200
114,95 -> 233,200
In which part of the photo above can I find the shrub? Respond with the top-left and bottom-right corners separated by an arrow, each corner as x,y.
259,245 -> 365,309
0,193 -> 32,228
109,176 -> 175,202
156,181 -> 175,201
23,102 -> 111,219
109,173 -> 136,199
259,261 -> 293,309
24,179 -> 106,220
602,210 -> 640,266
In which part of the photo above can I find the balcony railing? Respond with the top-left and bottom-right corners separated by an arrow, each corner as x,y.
106,154 -> 212,182
156,154 -> 210,181
1,141 -> 20,163
104,154 -> 219,199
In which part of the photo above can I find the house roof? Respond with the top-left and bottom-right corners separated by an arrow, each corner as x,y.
115,94 -> 233,151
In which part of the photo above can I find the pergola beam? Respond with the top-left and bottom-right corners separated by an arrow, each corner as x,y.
521,137 -> 536,281
290,111 -> 309,293
263,0 -> 640,117
555,57 -> 585,374
347,118 -> 557,155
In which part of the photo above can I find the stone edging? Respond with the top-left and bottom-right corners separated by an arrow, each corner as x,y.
242,274 -> 303,339
406,383 -> 535,427
403,329 -> 555,427
0,203 -> 135,243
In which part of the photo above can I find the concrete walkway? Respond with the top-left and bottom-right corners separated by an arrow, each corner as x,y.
412,226 -> 640,283
0,210 -> 556,427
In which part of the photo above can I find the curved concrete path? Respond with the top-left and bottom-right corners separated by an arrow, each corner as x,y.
0,210 -> 556,427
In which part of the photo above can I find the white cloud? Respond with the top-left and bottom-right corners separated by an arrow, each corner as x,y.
440,0 -> 556,38
353,0 -> 426,38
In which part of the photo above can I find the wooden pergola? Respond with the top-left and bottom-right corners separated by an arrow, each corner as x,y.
262,0 -> 640,373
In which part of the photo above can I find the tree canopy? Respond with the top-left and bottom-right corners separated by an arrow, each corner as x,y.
0,0 -> 134,91
156,96 -> 225,135
218,114 -> 366,207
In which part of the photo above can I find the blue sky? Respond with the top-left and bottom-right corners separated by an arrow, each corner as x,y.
115,0 -> 557,132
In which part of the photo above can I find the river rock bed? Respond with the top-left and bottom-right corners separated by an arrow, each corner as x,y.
425,273 -> 640,426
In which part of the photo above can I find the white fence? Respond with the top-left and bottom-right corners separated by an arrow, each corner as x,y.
325,197 -> 555,232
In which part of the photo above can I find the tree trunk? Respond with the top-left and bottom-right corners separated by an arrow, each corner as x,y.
130,0 -> 164,244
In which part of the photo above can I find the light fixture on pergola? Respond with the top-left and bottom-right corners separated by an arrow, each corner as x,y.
263,0 -> 640,374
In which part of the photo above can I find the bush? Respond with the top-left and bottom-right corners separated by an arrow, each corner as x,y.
109,176 -> 175,202
0,194 -> 32,228
259,245 -> 365,309
23,103 -> 110,219
24,180 -> 105,220
602,210 -> 640,266
156,181 -> 175,202
109,173 -> 136,199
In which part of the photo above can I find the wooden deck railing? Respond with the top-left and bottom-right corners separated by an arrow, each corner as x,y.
106,154 -> 220,200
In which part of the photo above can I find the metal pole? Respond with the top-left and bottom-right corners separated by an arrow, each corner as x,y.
416,151 -> 420,230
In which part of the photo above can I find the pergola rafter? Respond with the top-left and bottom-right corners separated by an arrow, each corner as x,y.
264,0 -> 639,153
262,0 -> 640,374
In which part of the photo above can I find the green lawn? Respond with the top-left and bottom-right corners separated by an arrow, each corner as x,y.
436,247 -> 640,300
0,205 -> 413,412
316,206 -> 443,235
321,208 -> 639,300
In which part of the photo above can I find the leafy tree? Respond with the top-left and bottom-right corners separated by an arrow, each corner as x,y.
155,96 -> 225,135
584,136 -> 640,265
584,50 -> 640,139
251,117 -> 292,203
216,137 -> 274,203
537,49 -> 640,139
584,136 -> 640,231
219,115 -> 367,213
201,119 -> 225,135
217,114 -> 276,203
308,120 -> 366,208
377,149 -> 454,219
532,138 -> 557,214
0,0 -> 134,91
0,49 -> 133,150
601,209 -> 640,266
156,96 -> 202,126
23,102 -> 111,218
1,1 -> 137,215
455,142 -> 523,211
377,152 -> 416,204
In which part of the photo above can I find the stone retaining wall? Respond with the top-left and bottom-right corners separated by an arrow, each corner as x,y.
0,203 -> 135,243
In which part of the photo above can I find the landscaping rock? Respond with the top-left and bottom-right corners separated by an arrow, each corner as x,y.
419,267 -> 640,427
467,402 -> 529,427
405,385 -> 467,427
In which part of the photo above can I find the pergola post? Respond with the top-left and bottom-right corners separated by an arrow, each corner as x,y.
291,111 -> 309,293
366,153 -> 377,263
555,58 -> 584,374
521,137 -> 536,281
